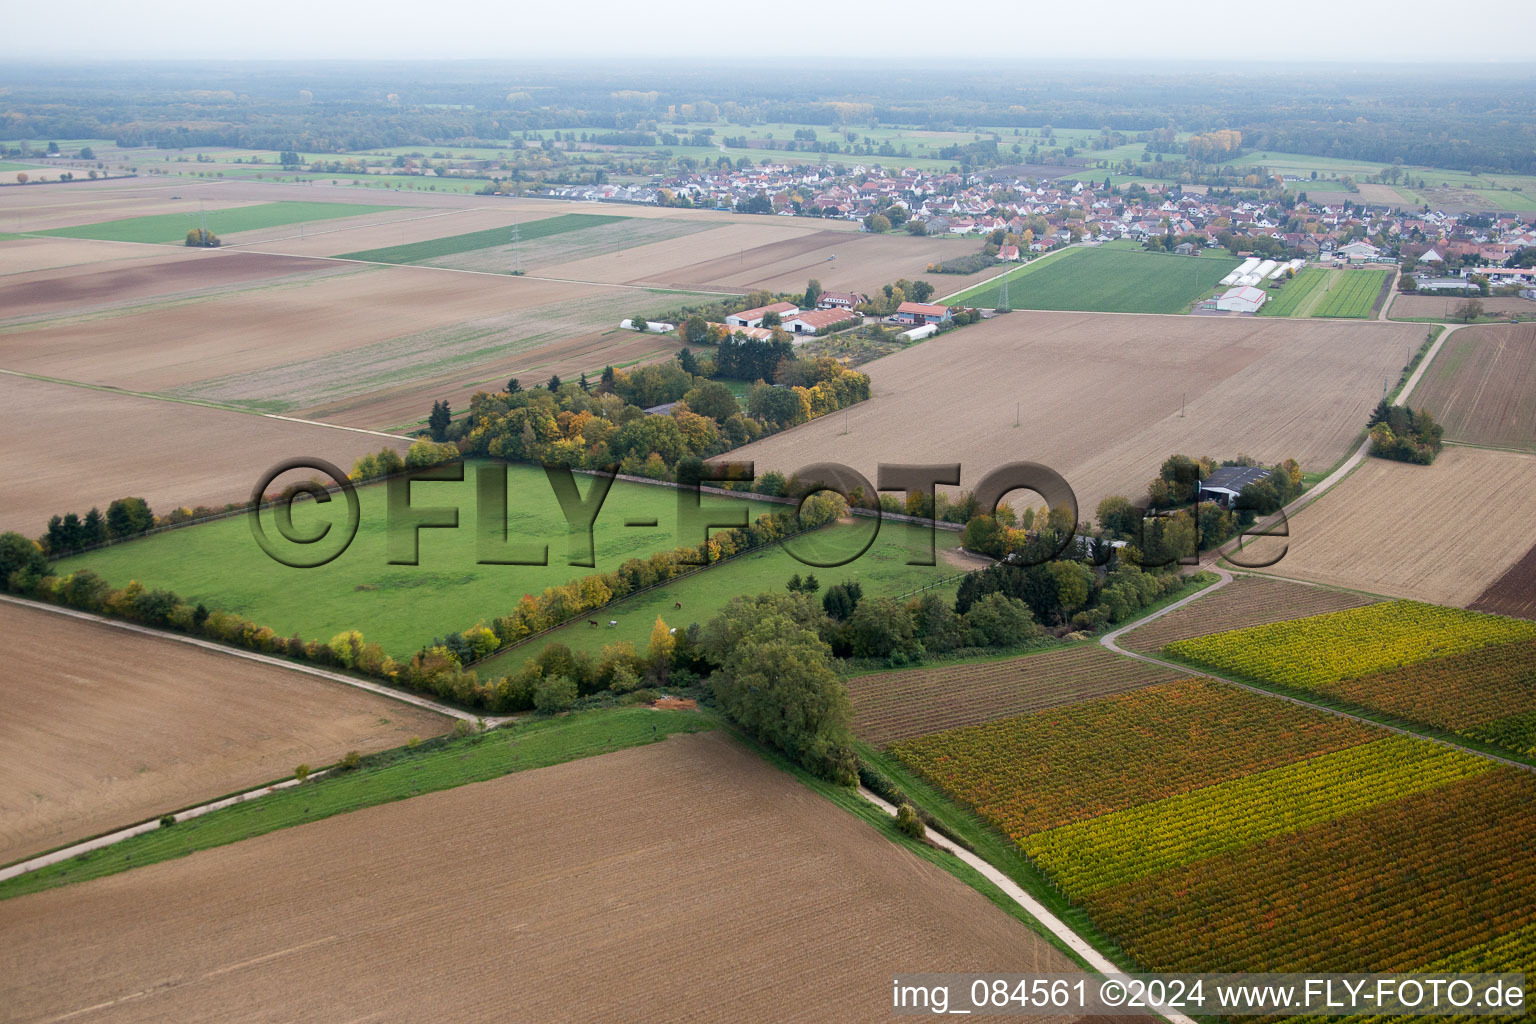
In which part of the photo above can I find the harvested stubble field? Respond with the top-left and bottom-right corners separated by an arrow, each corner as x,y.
1472,542 -> 1536,620
421,215 -> 718,274
339,212 -> 627,265
1390,293 -> 1536,321
0,600 -> 449,864
1117,575 -> 1377,652
3,193 -> 261,234
728,312 -> 1420,514
1410,323 -> 1536,450
546,222 -> 994,295
0,375 -> 402,534
1252,447 -> 1536,605
0,260 -> 710,416
0,731 -> 1080,1023
0,236 -> 177,277
848,645 -> 1180,747
225,205 -> 565,258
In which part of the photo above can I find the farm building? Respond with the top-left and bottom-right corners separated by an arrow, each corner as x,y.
1416,278 -> 1478,294
711,324 -> 776,341
816,291 -> 867,310
619,319 -> 676,333
998,245 -> 1022,261
781,309 -> 859,335
725,301 -> 798,328
1216,286 -> 1267,313
892,302 -> 953,325
1200,465 -> 1272,509
1341,241 -> 1382,263
1461,267 -> 1536,286
898,323 -> 939,342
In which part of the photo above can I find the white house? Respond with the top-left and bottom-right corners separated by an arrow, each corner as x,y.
1216,286 -> 1266,313
724,301 -> 798,328
780,309 -> 859,335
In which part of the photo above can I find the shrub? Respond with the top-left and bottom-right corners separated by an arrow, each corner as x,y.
339,750 -> 362,770
294,763 -> 311,782
534,674 -> 579,714
158,814 -> 176,828
895,802 -> 927,840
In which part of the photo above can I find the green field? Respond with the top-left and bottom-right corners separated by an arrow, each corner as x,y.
0,707 -> 713,898
946,246 -> 1241,314
339,212 -> 628,264
1313,268 -> 1391,318
476,518 -> 972,674
1259,266 -> 1390,319
1257,267 -> 1330,317
35,201 -> 400,244
56,463 -> 779,657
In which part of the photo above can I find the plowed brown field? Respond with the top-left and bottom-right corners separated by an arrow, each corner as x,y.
1118,576 -> 1378,652
0,248 -> 340,324
850,644 -> 1179,746
0,600 -> 449,864
0,375 -> 403,533
1256,446 -> 1536,605
1411,323 -> 1536,450
1389,294 -> 1536,321
728,312 -> 1421,513
0,731 -> 1080,1023
1470,541 -> 1536,620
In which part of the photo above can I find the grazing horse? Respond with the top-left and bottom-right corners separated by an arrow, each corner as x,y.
609,620 -> 618,627
674,601 -> 682,609
588,620 -> 599,627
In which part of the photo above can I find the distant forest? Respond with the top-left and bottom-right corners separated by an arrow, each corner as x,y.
3,61 -> 1534,175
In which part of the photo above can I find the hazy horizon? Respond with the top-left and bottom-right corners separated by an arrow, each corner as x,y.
9,0 -> 1535,64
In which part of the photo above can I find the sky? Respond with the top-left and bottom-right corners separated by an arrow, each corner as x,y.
7,0 -> 1534,62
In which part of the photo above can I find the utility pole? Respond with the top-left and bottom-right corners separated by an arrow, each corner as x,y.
1015,401 -> 1020,427
510,220 -> 520,275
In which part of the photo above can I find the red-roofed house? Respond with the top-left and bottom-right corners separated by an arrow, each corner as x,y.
892,301 -> 953,325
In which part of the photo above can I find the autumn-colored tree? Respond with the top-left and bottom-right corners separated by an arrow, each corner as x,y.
648,615 -> 675,670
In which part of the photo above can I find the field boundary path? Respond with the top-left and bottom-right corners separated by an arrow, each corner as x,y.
0,593 -> 497,725
858,787 -> 1197,1024
0,765 -> 340,884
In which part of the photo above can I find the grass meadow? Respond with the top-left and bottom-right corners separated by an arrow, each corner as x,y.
476,518 -> 972,674
339,212 -> 628,264
947,246 -> 1241,314
56,463 -> 780,657
35,201 -> 400,244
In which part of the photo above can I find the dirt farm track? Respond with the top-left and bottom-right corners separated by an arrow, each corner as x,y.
0,600 -> 450,865
0,731 -> 1081,1023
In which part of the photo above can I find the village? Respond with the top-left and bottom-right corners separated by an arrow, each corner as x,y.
542,161 -> 1536,308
